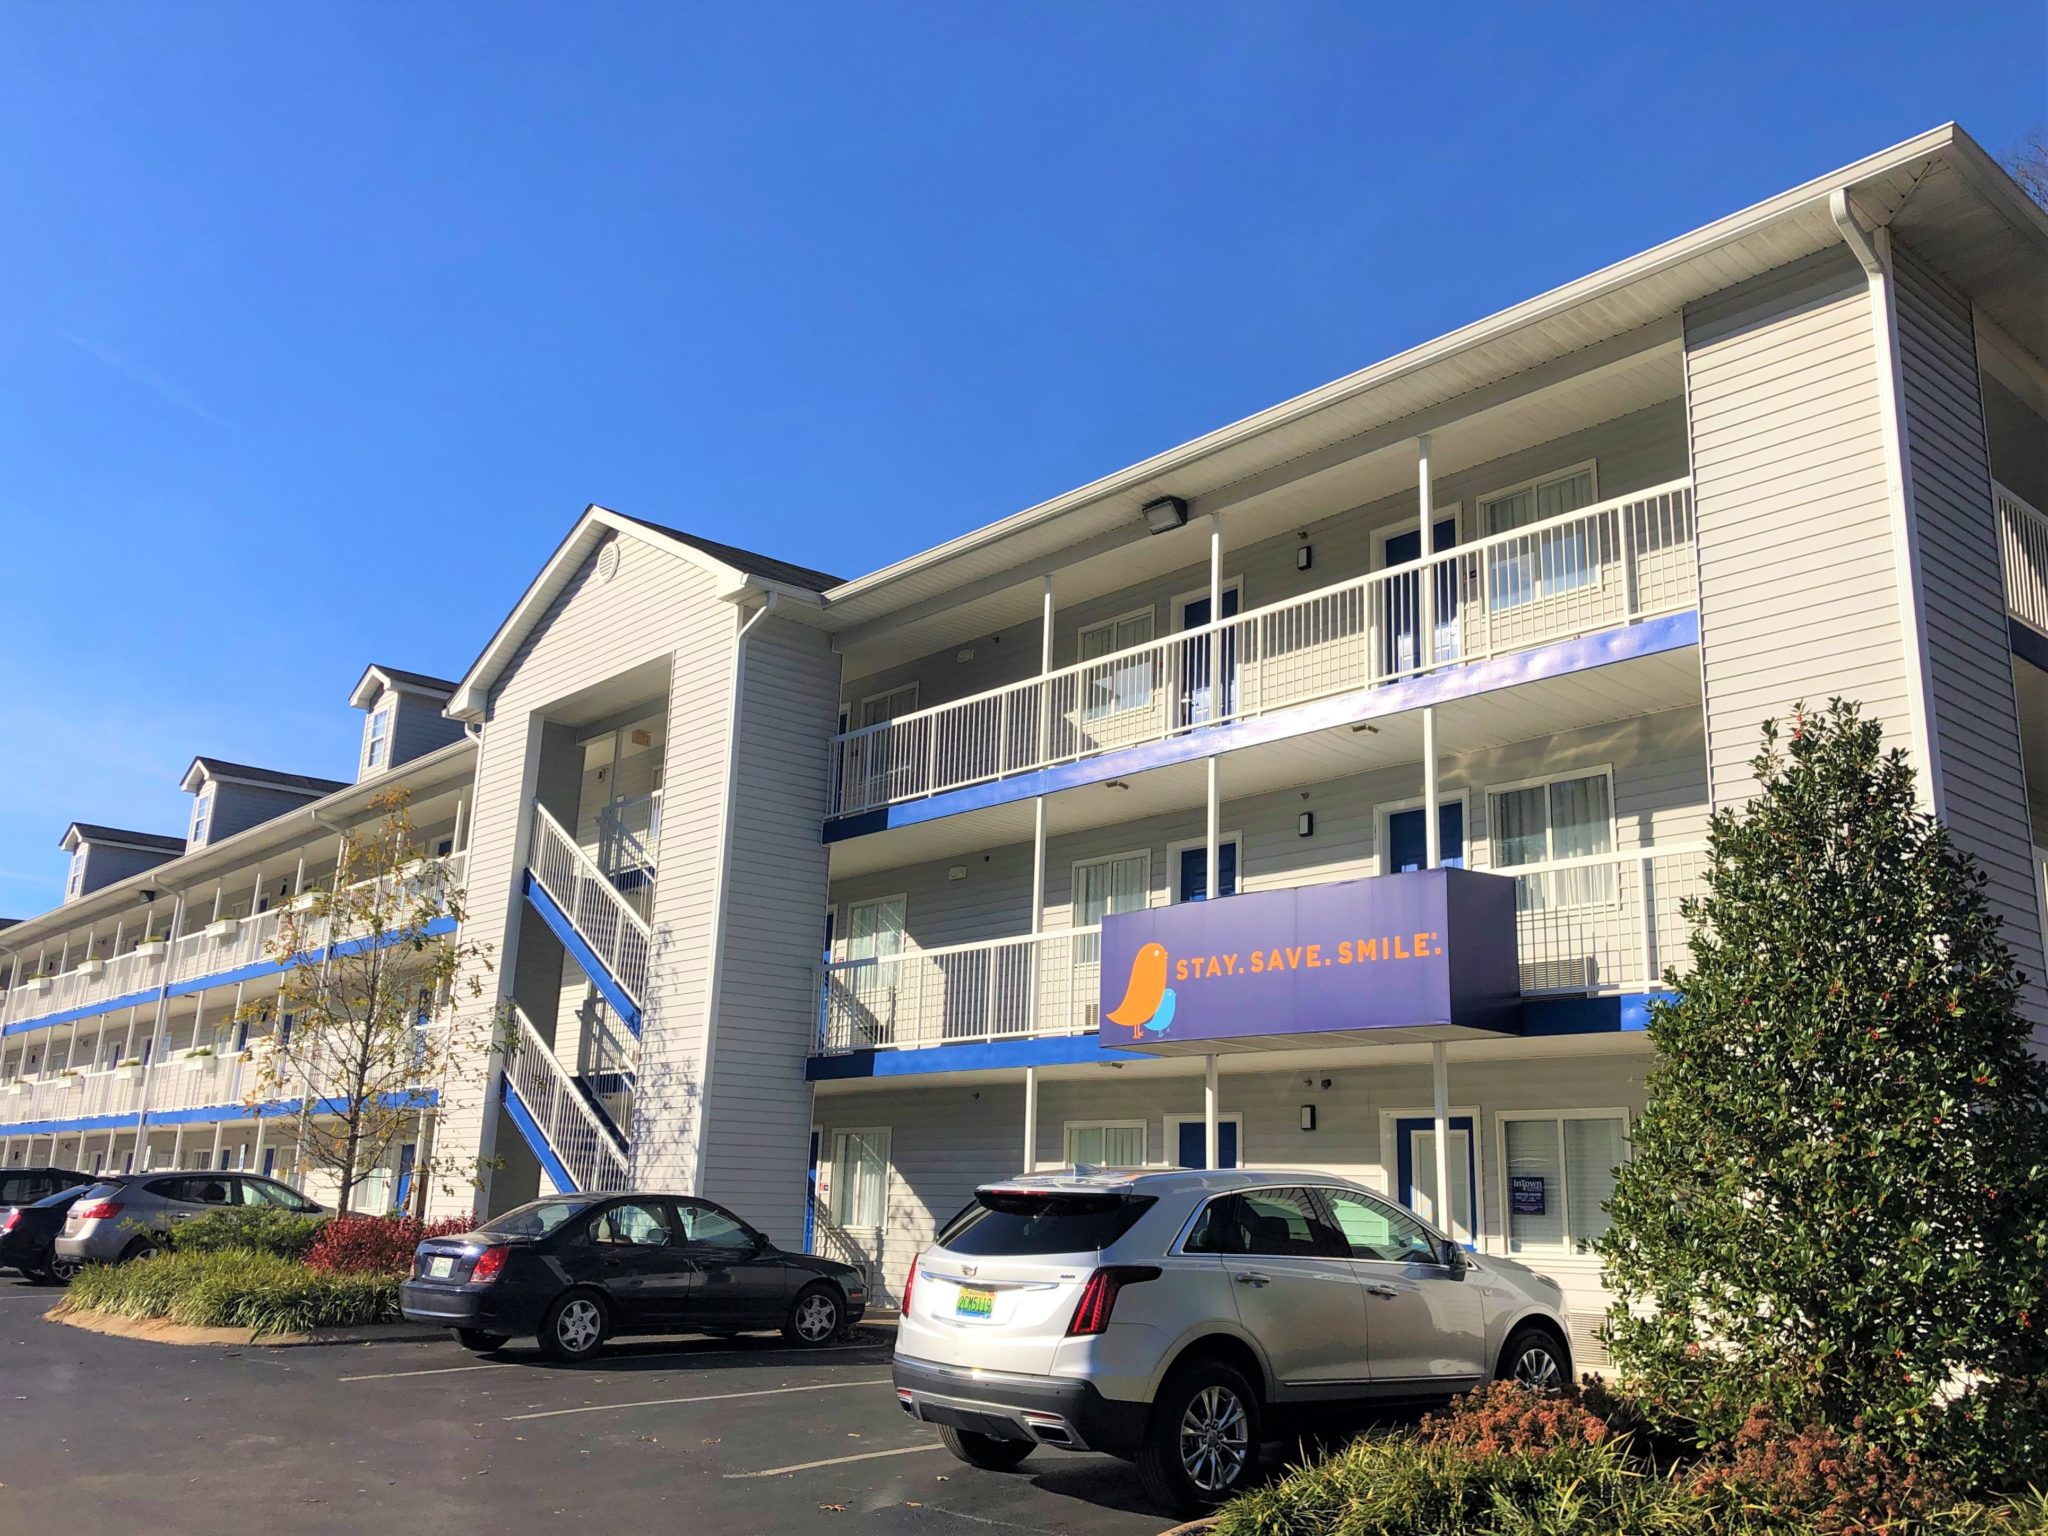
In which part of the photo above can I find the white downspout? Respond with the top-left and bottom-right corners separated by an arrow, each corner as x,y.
690,592 -> 780,1197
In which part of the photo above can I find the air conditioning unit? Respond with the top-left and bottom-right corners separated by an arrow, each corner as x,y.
1522,957 -> 1595,992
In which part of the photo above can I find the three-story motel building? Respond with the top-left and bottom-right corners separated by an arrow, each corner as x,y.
4,125 -> 2045,1356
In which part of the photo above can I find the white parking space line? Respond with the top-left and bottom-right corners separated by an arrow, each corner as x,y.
338,1362 -> 523,1382
725,1444 -> 947,1479
505,1377 -> 891,1421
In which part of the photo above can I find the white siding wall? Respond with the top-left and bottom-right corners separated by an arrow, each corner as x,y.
1892,241 -> 2048,1022
1685,249 -> 1917,806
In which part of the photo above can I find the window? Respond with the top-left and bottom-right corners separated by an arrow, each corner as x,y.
1489,771 -> 1615,908
364,699 -> 394,771
678,1200 -> 757,1253
65,848 -> 85,900
1185,1188 -> 1336,1258
592,1200 -> 674,1247
1323,1187 -> 1442,1264
1078,608 -> 1157,719
1500,1112 -> 1628,1255
859,684 -> 918,729
189,784 -> 215,846
843,895 -> 907,964
1072,851 -> 1149,965
1480,463 -> 1598,606
1063,1120 -> 1146,1167
828,1128 -> 890,1229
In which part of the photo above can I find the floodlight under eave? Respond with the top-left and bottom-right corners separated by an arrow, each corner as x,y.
1142,496 -> 1189,535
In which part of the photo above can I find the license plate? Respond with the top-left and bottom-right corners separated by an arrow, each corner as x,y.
426,1255 -> 455,1279
954,1285 -> 994,1319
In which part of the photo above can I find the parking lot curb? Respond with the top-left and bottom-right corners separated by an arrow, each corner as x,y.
1155,1522 -> 1219,1536
45,1306 -> 446,1348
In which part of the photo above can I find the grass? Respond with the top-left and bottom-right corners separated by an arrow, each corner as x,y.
65,1249 -> 399,1335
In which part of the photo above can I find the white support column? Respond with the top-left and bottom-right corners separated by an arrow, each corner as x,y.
1208,511 -> 1224,725
250,1114 -> 267,1175
1030,573 -> 1054,1021
1423,706 -> 1440,870
1204,1055 -> 1220,1171
1021,1066 -> 1038,1173
1206,757 -> 1221,902
208,1119 -> 225,1172
1431,1040 -> 1452,1244
1418,434 -> 1436,669
170,1124 -> 185,1170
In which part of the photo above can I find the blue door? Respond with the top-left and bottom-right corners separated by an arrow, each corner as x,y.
395,1142 -> 416,1214
1382,518 -> 1459,674
1385,803 -> 1465,872
1177,842 -> 1239,903
1395,1114 -> 1477,1248
1175,1119 -> 1240,1170
1179,588 -> 1241,727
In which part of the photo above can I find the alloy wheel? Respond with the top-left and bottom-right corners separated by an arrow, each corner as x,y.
557,1298 -> 602,1353
1512,1345 -> 1563,1393
794,1293 -> 838,1341
1177,1383 -> 1249,1494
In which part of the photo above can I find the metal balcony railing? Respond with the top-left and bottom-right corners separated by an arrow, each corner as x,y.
1999,482 -> 2048,634
830,480 -> 1697,816
812,844 -> 1708,1056
528,806 -> 652,1009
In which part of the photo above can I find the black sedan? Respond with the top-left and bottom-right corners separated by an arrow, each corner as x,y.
399,1192 -> 867,1361
0,1184 -> 91,1284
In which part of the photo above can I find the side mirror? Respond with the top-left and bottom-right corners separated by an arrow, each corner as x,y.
1443,1242 -> 1471,1276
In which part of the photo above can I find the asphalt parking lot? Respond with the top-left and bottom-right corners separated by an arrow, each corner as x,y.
0,1276 -> 1174,1536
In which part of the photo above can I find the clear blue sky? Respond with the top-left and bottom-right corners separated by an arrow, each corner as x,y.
0,2 -> 2042,913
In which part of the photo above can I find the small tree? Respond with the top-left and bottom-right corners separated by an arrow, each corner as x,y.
242,789 -> 497,1217
1600,701 -> 2048,1473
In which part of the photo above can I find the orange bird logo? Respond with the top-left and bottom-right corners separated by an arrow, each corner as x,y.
1106,941 -> 1177,1039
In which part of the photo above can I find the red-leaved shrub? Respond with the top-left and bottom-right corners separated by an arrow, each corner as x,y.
1417,1381 -> 1612,1457
307,1214 -> 471,1276
1688,1405 -> 1949,1535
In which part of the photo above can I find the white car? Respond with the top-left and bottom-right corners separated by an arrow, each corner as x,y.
892,1167 -> 1572,1514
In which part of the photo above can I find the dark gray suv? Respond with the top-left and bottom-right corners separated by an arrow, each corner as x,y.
54,1172 -> 324,1264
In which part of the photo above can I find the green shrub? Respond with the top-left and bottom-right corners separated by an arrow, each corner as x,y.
165,1208 -> 329,1260
65,1250 -> 398,1335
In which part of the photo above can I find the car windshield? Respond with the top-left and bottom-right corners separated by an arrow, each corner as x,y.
475,1198 -> 595,1239
939,1192 -> 1156,1256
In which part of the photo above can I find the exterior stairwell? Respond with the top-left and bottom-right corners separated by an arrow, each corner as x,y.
501,803 -> 655,1192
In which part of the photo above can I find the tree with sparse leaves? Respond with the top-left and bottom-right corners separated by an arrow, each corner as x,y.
1600,701 -> 2048,1482
241,789 -> 499,1217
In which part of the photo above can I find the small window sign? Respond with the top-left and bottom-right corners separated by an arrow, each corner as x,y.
1510,1175 -> 1547,1216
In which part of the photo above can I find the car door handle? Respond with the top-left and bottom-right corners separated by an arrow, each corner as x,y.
1364,1283 -> 1399,1299
1232,1271 -> 1271,1288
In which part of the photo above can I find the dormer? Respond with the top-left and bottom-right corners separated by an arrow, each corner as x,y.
348,664 -> 464,780
179,758 -> 348,849
58,823 -> 185,902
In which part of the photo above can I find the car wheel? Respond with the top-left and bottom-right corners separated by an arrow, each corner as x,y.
456,1328 -> 510,1354
782,1282 -> 842,1347
47,1254 -> 81,1284
119,1236 -> 162,1263
1497,1324 -> 1569,1394
1137,1358 -> 1261,1517
24,1265 -> 54,1286
539,1292 -> 609,1363
938,1424 -> 1035,1471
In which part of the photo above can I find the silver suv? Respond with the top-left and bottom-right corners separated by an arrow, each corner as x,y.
55,1172 -> 324,1264
892,1168 -> 1572,1515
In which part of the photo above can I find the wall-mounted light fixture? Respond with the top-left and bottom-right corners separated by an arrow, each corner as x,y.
1300,1104 -> 1318,1132
1296,541 -> 1313,571
1297,811 -> 1314,838
1142,496 -> 1189,535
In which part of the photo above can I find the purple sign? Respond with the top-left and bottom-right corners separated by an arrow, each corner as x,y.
1511,1176 -> 1547,1215
1098,868 -> 1521,1053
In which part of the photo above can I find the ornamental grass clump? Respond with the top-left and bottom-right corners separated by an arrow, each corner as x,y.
65,1250 -> 399,1335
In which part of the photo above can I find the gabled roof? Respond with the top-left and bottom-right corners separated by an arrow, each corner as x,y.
349,663 -> 459,710
448,505 -> 836,721
179,758 -> 349,798
59,824 -> 186,856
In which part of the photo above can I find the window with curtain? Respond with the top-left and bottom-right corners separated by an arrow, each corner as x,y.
1078,610 -> 1156,719
1481,465 -> 1598,607
1503,1113 -> 1626,1253
829,1129 -> 890,1228
844,896 -> 907,964
860,684 -> 918,729
1073,852 -> 1149,965
1065,1121 -> 1146,1167
1489,772 -> 1615,908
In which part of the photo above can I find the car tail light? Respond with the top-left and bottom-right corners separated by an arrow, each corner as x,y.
901,1251 -> 919,1315
1065,1265 -> 1161,1337
74,1201 -> 123,1222
468,1245 -> 509,1285
0,1210 -> 16,1235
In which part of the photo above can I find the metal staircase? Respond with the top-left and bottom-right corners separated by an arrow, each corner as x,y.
500,804 -> 656,1192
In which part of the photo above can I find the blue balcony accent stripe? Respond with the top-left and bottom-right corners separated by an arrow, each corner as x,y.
805,994 -> 1658,1080
2,917 -> 459,1039
501,1076 -> 577,1195
522,872 -> 643,1036
824,611 -> 1701,843
0,1090 -> 438,1140
2009,615 -> 2048,673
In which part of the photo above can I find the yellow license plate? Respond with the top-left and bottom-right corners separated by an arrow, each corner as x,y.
955,1285 -> 994,1319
